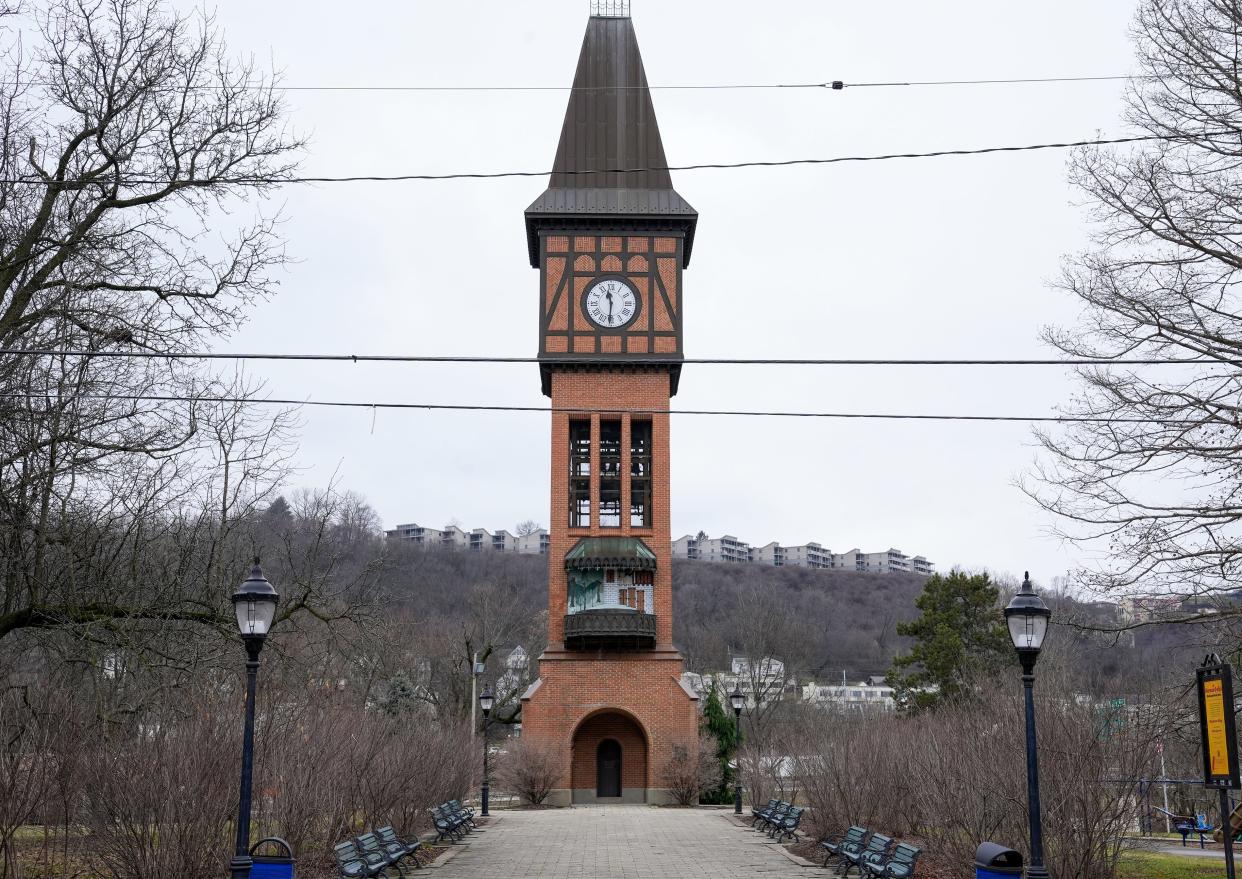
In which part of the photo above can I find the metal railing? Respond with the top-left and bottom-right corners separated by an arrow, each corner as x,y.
590,0 -> 631,17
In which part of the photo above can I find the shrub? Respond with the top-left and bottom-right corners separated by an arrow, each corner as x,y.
494,738 -> 560,805
81,697 -> 235,879
796,672 -> 1155,879
660,734 -> 722,806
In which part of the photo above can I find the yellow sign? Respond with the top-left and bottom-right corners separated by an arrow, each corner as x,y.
1204,678 -> 1231,778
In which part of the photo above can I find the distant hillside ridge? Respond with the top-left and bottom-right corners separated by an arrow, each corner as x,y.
382,542 -> 928,681
672,558 -> 927,679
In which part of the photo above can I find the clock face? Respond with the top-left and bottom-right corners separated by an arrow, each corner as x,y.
583,277 -> 639,330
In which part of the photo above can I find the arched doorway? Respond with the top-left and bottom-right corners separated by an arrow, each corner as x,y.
571,710 -> 648,803
597,739 -> 621,797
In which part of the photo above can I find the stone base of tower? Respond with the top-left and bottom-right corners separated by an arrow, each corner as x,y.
521,648 -> 698,806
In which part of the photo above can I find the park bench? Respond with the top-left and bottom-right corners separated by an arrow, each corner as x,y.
448,799 -> 477,827
333,840 -> 390,879
376,825 -> 423,868
755,801 -> 791,833
356,832 -> 407,878
752,799 -> 780,825
821,826 -> 868,868
431,807 -> 466,843
446,802 -> 475,833
862,841 -> 921,879
768,805 -> 805,842
839,832 -> 892,877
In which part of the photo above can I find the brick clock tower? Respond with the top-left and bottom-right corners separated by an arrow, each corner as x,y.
519,3 -> 700,806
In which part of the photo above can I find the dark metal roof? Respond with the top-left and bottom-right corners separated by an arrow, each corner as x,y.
525,15 -> 697,267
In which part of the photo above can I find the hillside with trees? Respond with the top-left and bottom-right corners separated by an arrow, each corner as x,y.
375,542 -> 931,680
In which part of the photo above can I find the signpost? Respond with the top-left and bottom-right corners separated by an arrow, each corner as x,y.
1196,654 -> 1240,879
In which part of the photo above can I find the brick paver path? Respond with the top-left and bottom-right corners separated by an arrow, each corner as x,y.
438,807 -> 810,879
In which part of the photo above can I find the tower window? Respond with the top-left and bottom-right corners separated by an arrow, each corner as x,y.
599,420 -> 622,528
570,420 -> 591,528
631,420 -> 652,527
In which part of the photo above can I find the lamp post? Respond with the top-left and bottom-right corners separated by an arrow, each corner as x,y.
229,559 -> 279,879
1004,572 -> 1052,879
730,683 -> 745,815
479,688 -> 494,817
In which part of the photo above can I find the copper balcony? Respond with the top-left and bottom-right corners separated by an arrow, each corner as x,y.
563,609 -> 656,650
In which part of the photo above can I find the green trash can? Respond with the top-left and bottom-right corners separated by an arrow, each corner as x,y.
974,842 -> 1023,878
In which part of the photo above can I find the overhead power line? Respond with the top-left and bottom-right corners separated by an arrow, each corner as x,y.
2,75 -> 1138,93
0,349 -> 1223,367
844,75 -> 1136,88
0,392 -> 1205,424
0,131 -> 1216,187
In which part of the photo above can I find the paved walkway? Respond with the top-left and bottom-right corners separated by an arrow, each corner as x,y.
437,807 -> 813,879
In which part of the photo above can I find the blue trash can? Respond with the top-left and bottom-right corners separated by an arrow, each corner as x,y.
249,836 -> 295,879
974,842 -> 1023,878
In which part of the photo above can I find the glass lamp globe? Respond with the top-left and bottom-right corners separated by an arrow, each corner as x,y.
479,688 -> 495,713
730,684 -> 745,713
232,559 -> 280,639
1004,572 -> 1051,656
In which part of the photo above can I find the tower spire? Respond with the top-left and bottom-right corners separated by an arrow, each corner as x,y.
525,9 -> 696,268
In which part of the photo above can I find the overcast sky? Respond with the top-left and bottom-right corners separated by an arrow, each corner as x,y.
204,0 -> 1143,582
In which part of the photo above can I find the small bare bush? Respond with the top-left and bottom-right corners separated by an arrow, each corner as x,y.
660,734 -> 722,806
495,738 -> 560,805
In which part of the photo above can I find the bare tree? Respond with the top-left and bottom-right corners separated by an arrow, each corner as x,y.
1027,0 -> 1242,612
729,585 -> 813,742
515,519 -> 542,537
0,0 -> 303,648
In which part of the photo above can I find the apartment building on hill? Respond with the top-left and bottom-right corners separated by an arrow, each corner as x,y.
672,532 -> 934,575
385,522 -> 550,555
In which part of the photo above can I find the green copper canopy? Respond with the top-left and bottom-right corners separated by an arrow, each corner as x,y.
565,537 -> 657,571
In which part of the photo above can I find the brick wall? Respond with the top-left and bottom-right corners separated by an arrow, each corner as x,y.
522,651 -> 696,798
570,711 -> 648,792
522,232 -> 697,804
547,370 -> 673,645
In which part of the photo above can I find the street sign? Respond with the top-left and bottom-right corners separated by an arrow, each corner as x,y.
1196,655 -> 1240,790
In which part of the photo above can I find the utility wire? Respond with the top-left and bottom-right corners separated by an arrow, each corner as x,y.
0,392 -> 1209,424
0,349 -> 1224,367
0,75 -> 1139,92
0,131 -> 1220,187
844,75 -> 1137,88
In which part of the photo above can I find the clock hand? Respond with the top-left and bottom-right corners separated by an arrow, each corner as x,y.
606,291 -> 614,322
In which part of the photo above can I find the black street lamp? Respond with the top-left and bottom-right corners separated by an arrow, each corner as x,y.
1004,572 -> 1052,879
479,688 -> 494,817
730,683 -> 745,816
229,559 -> 279,879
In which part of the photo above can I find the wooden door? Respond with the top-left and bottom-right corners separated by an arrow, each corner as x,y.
597,739 -> 621,797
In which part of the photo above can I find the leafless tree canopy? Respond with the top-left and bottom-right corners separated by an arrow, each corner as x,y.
1029,0 -> 1242,606
0,0 -> 308,652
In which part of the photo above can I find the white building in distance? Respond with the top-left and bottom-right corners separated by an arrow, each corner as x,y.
673,533 -> 933,575
803,680 -> 897,713
386,522 -> 550,555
